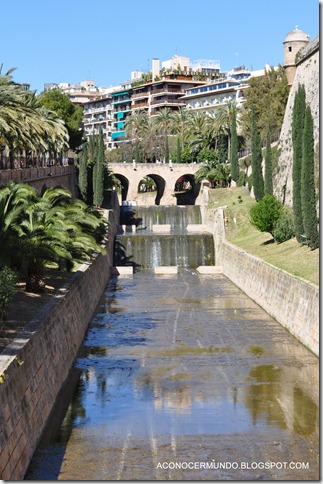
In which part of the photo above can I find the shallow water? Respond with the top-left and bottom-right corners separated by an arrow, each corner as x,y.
25,270 -> 319,481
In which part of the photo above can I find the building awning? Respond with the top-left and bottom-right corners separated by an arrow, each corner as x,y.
111,131 -> 125,140
111,91 -> 128,96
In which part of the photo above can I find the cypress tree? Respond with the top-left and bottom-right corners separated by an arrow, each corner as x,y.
292,84 -> 306,242
78,144 -> 88,201
164,135 -> 169,164
264,125 -> 273,195
301,105 -> 318,249
176,136 -> 181,163
230,108 -> 239,181
93,128 -> 105,207
217,134 -> 228,163
251,111 -> 264,201
92,135 -> 98,205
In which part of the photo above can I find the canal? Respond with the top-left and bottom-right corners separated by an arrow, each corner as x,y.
25,269 -> 319,480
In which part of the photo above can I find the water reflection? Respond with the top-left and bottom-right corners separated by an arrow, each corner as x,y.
25,270 -> 319,480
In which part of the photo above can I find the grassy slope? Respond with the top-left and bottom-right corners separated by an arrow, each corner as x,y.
207,187 -> 319,285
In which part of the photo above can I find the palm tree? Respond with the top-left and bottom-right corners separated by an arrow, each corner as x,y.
0,182 -> 36,268
170,108 -> 191,149
207,100 -> 240,157
124,110 -> 149,139
124,110 -> 149,163
214,163 -> 232,187
154,107 -> 173,163
0,183 -> 107,293
0,67 -> 69,167
194,159 -> 219,187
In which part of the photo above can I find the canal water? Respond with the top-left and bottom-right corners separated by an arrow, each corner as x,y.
25,207 -> 319,481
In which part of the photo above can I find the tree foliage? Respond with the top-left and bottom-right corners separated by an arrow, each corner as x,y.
292,84 -> 306,242
251,111 -> 264,201
249,194 -> 283,237
0,182 -> 107,293
301,105 -> 319,249
241,65 -> 289,139
264,126 -> 273,195
0,68 -> 69,166
38,88 -> 84,150
93,128 -> 105,207
0,267 -> 17,324
78,143 -> 88,201
230,108 -> 239,181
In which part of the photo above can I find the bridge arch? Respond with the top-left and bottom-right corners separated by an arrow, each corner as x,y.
109,163 -> 203,205
144,173 -> 165,205
113,174 -> 129,202
174,173 -> 201,205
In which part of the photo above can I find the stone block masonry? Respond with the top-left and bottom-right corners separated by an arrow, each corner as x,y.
0,165 -> 78,197
203,207 -> 319,357
0,209 -> 117,480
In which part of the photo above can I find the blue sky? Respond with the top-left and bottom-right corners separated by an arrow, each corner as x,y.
1,0 -> 319,93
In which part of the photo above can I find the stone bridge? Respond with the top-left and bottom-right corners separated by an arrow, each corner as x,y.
109,162 -> 204,205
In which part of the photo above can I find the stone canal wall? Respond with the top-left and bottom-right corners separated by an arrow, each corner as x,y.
0,209 -> 118,480
203,207 -> 319,357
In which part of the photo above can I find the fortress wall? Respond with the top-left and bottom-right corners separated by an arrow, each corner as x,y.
274,39 -> 319,205
204,207 -> 319,357
0,166 -> 78,197
0,210 -> 118,480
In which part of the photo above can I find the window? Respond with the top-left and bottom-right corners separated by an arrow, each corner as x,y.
289,46 -> 292,52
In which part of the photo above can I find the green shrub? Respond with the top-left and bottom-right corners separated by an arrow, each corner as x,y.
273,208 -> 295,243
236,171 -> 247,187
247,174 -> 253,192
249,194 -> 283,237
0,267 -> 17,325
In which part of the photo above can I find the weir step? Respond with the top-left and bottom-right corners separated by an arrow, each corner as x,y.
197,266 -> 223,274
152,224 -> 171,233
186,224 -> 211,233
114,266 -> 134,275
154,266 -> 178,274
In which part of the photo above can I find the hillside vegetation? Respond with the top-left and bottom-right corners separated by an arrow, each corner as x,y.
207,187 -> 319,285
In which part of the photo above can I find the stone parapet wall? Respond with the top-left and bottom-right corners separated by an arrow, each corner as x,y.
0,209 -> 118,480
203,207 -> 319,357
0,166 -> 78,197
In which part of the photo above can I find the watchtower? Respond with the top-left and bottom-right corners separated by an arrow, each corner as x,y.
283,26 -> 310,85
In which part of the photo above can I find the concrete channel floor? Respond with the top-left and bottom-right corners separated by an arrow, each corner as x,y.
25,269 -> 319,481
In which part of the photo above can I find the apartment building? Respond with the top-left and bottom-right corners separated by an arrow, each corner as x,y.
131,57 -> 220,116
83,93 -> 115,149
180,66 -> 268,114
110,81 -> 133,148
44,80 -> 110,104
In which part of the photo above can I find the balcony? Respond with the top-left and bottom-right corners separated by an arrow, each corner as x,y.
132,101 -> 149,109
150,98 -> 186,107
150,87 -> 184,96
131,91 -> 150,100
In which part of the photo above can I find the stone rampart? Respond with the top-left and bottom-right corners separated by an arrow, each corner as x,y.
203,207 -> 319,357
0,166 -> 78,197
274,37 -> 319,205
0,209 -> 118,480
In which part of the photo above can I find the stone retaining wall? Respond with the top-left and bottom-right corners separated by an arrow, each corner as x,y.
0,210 -> 118,480
0,166 -> 78,197
203,207 -> 319,357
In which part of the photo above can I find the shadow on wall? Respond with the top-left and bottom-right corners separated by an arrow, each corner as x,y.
113,239 -> 141,271
146,174 -> 165,205
174,174 -> 201,205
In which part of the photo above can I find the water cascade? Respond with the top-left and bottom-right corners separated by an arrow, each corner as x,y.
115,205 -> 215,269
